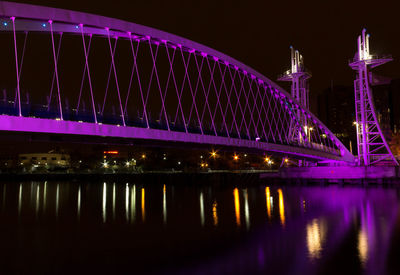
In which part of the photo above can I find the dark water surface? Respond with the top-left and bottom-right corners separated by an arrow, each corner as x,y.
1,177 -> 400,274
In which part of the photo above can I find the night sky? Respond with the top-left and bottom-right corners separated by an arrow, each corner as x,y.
7,0 -> 400,112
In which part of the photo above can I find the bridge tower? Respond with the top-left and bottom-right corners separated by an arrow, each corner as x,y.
349,29 -> 398,166
278,47 -> 311,143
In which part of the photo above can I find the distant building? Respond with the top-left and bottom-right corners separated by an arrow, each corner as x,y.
317,85 -> 355,152
317,78 -> 400,154
19,150 -> 70,169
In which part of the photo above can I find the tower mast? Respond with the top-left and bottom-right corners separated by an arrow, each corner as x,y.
278,47 -> 311,142
349,29 -> 398,166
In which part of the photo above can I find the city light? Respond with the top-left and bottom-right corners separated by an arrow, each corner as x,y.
125,161 -> 130,167
210,151 -> 217,158
104,151 -> 118,155
264,156 -> 270,162
233,154 -> 239,161
103,160 -> 108,168
141,154 -> 146,159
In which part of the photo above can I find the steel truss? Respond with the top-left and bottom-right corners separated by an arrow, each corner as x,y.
349,29 -> 398,166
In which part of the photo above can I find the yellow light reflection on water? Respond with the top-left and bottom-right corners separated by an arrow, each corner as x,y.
277,188 -> 285,226
212,200 -> 218,226
306,218 -> 327,260
234,188 -> 241,227
265,187 -> 271,219
141,188 -> 145,222
358,229 -> 368,266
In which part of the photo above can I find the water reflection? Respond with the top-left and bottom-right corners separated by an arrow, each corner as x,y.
212,200 -> 218,227
55,184 -> 59,218
77,186 -> 81,219
112,183 -> 115,220
306,218 -> 327,260
102,182 -> 107,223
0,181 -> 399,274
35,184 -> 40,217
265,187 -> 271,219
278,188 -> 285,226
43,181 -> 47,212
163,184 -> 167,225
233,188 -> 241,227
244,189 -> 250,230
200,192 -> 205,226
18,183 -> 22,216
130,185 -> 136,223
141,188 -> 145,222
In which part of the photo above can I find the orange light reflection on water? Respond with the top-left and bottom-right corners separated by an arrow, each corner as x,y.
265,187 -> 271,219
234,188 -> 241,227
212,200 -> 218,226
141,188 -> 145,222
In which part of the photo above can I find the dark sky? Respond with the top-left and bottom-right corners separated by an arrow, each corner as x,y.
10,0 -> 400,112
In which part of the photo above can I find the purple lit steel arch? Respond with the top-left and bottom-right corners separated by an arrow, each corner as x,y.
0,1 -> 354,162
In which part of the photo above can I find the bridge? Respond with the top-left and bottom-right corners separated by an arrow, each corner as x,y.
0,1 -> 354,162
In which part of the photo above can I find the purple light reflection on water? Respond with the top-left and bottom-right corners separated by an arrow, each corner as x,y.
0,180 -> 399,274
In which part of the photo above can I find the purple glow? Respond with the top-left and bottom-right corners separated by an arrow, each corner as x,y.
0,1 -> 354,163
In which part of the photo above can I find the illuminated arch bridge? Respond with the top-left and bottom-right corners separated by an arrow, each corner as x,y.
0,1 -> 353,162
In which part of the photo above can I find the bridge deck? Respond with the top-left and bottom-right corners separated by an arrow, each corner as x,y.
0,115 -> 342,161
